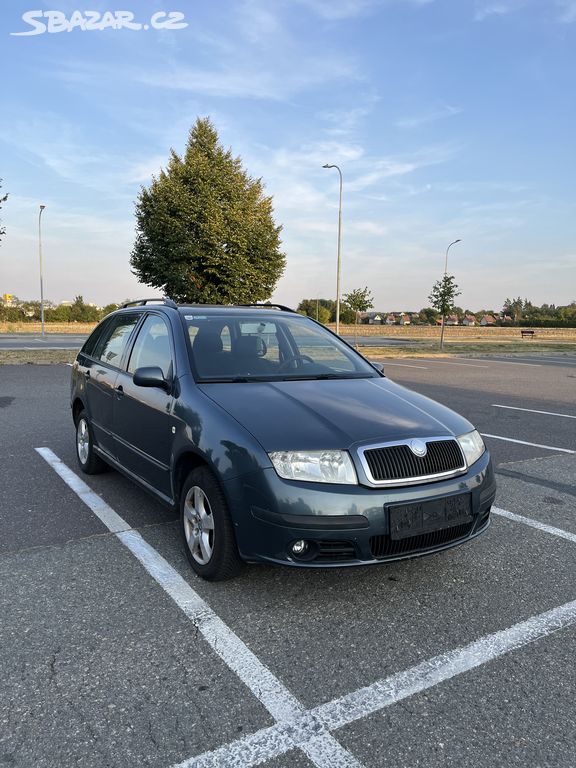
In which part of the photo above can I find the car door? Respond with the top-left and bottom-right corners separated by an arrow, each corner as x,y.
112,313 -> 176,500
82,312 -> 142,458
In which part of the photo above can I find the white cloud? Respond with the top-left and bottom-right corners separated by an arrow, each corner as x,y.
292,0 -> 377,20
557,0 -> 576,22
396,105 -> 463,129
473,1 -> 527,21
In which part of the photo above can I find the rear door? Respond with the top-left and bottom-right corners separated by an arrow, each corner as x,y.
82,313 -> 142,458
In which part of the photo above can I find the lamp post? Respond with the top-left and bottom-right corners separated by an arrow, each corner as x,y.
322,163 -> 343,335
440,238 -> 461,350
38,204 -> 46,338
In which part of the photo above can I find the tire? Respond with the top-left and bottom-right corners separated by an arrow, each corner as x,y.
75,410 -> 107,475
180,467 -> 243,581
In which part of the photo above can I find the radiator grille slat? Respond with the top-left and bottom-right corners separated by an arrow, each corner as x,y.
362,439 -> 465,484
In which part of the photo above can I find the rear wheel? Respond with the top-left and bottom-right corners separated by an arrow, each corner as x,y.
180,467 -> 242,581
75,410 -> 106,475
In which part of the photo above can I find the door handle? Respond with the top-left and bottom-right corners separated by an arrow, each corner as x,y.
85,370 -> 90,378
116,384 -> 124,397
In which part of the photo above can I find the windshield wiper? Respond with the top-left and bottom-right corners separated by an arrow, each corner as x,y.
280,372 -> 376,381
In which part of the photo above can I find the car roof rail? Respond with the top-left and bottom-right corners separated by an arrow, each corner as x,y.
120,297 -> 178,309
236,303 -> 296,313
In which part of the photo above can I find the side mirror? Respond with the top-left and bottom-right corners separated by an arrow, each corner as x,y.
370,361 -> 384,374
133,366 -> 171,392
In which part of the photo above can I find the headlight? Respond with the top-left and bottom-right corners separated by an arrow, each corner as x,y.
268,450 -> 357,484
457,430 -> 485,467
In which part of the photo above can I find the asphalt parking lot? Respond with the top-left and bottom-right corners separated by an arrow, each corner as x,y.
1,354 -> 575,767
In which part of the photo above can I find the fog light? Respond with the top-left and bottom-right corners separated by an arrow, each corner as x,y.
292,540 -> 308,556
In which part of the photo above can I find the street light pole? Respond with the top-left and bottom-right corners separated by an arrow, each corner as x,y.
38,204 -> 46,338
322,164 -> 343,335
440,238 -> 461,350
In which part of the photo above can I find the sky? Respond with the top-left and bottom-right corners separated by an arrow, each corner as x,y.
0,0 -> 575,312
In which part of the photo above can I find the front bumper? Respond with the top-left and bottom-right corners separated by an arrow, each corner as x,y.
224,451 -> 496,567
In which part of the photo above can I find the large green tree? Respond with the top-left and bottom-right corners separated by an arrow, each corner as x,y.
131,118 -> 285,303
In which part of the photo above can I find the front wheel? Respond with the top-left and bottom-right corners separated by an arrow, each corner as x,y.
180,467 -> 242,581
75,410 -> 106,475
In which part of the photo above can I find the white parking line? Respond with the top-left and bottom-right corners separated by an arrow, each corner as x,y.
493,404 -> 576,420
481,433 -> 575,454
35,447 -> 364,768
382,362 -> 429,369
182,597 -> 576,768
515,357 -> 576,366
419,359 -> 489,368
463,358 -> 541,367
492,507 -> 576,545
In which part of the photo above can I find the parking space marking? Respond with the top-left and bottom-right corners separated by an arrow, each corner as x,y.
513,357 -> 576,366
492,506 -> 576,545
492,404 -> 576,419
35,447 -> 364,768
481,434 -> 575,454
182,596 -> 576,768
460,358 -> 542,367
418,359 -> 489,368
36,447 -> 576,768
381,362 -> 429,369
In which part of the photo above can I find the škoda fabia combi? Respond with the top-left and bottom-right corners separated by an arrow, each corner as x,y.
71,300 -> 496,580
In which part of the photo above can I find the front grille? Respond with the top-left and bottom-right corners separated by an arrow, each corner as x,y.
370,521 -> 474,559
361,439 -> 465,484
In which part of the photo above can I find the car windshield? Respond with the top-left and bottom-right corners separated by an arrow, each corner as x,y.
184,312 -> 380,382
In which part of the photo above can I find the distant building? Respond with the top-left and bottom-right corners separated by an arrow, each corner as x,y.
462,315 -> 476,326
480,314 -> 496,326
361,312 -> 385,325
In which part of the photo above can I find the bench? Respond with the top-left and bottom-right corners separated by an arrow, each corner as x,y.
521,329 -> 535,338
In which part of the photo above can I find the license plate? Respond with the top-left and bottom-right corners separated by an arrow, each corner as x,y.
389,494 -> 472,540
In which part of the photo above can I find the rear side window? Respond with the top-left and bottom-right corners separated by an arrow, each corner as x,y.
81,319 -> 111,358
128,315 -> 173,379
94,314 -> 141,368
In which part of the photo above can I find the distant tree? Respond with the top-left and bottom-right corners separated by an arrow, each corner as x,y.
428,274 -> 461,348
297,299 -> 331,324
100,303 -> 119,319
69,295 -> 99,323
0,179 -> 8,245
131,117 -> 285,304
342,287 -> 374,346
503,297 -> 524,324
338,304 -> 356,325
419,307 -> 438,325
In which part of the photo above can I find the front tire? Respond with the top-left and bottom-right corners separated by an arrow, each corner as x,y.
180,467 -> 242,581
75,410 -> 106,475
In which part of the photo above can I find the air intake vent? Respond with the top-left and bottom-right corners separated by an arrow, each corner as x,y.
370,521 -> 474,558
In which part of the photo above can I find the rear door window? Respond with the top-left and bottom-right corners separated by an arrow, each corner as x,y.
94,313 -> 141,368
127,315 -> 173,379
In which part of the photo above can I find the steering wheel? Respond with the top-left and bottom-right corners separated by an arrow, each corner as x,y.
278,354 -> 314,372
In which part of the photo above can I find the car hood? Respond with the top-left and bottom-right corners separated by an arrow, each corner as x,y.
198,377 -> 473,452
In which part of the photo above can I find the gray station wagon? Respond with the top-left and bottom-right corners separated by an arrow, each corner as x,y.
71,299 -> 496,580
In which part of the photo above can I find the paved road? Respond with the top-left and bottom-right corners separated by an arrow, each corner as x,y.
0,333 -> 419,350
0,333 -> 88,349
0,357 -> 575,767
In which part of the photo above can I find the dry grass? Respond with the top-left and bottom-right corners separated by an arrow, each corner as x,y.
0,349 -> 77,365
0,322 -> 97,334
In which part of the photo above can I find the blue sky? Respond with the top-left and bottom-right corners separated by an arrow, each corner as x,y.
1,0 -> 575,311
